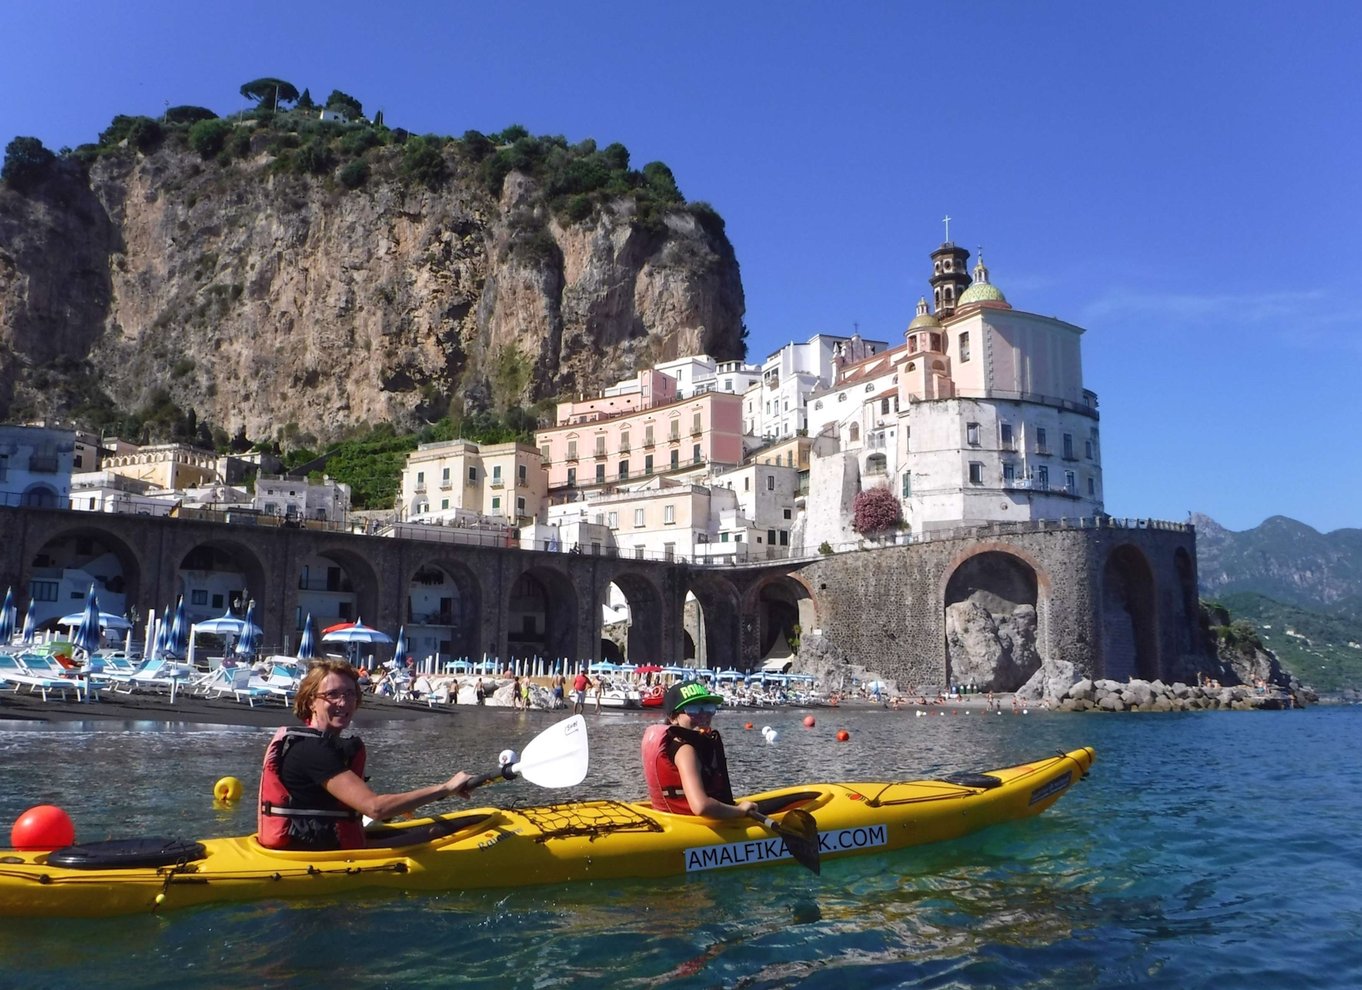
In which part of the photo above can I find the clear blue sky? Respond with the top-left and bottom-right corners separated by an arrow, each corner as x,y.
3,1 -> 1359,534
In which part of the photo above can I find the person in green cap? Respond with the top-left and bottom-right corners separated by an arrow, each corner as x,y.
641,680 -> 758,819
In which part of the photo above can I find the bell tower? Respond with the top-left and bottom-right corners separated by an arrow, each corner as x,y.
929,215 -> 971,319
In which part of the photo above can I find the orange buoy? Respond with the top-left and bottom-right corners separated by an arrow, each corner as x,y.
11,805 -> 75,851
802,715 -> 816,728
744,722 -> 754,730
836,729 -> 850,742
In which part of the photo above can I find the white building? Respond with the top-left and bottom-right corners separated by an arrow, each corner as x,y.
69,471 -> 173,517
0,425 -> 74,509
254,475 -> 351,524
743,333 -> 887,442
798,241 -> 1104,550
398,439 -> 549,526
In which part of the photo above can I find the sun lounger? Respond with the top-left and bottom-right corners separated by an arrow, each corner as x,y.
0,652 -> 82,702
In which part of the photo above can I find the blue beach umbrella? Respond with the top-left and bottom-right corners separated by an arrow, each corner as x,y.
20,598 -> 36,645
0,587 -> 14,643
153,613 -> 171,659
234,600 -> 260,658
296,613 -> 318,661
167,595 -> 189,657
393,625 -> 410,666
322,618 -> 393,666
71,585 -> 104,655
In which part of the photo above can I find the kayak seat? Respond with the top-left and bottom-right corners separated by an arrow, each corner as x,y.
937,772 -> 1003,789
364,812 -> 497,848
47,838 -> 207,870
753,791 -> 822,817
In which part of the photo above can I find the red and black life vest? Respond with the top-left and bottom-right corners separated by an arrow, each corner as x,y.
258,726 -> 367,850
641,722 -> 735,814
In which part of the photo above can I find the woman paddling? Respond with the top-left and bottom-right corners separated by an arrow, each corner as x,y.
641,681 -> 757,820
258,659 -> 475,850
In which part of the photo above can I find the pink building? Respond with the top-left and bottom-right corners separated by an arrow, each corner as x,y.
537,391 -> 745,492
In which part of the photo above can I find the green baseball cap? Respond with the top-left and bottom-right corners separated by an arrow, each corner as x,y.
664,680 -> 724,715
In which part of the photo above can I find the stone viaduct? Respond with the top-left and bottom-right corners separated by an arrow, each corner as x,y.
0,506 -> 1204,688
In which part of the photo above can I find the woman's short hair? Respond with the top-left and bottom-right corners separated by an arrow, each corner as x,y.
293,659 -> 362,721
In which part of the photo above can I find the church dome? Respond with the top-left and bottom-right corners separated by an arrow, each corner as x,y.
907,297 -> 940,331
957,252 -> 1010,308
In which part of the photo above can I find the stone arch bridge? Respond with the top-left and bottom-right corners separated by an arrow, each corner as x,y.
0,507 -> 1202,686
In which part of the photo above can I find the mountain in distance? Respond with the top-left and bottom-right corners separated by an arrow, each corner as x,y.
1194,513 -> 1362,693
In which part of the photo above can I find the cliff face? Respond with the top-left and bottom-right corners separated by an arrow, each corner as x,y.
0,143 -> 745,441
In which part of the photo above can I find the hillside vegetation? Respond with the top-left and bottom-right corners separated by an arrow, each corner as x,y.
1213,592 -> 1362,694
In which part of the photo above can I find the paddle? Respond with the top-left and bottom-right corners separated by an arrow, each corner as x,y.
748,807 -> 821,874
465,714 -> 590,791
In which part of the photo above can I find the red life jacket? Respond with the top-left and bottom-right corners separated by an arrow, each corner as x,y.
258,726 -> 367,850
641,723 -> 735,814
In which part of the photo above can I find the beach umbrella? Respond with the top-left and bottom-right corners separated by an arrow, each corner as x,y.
296,613 -> 318,661
393,624 -> 410,665
167,595 -> 189,657
20,597 -> 36,645
322,620 -> 356,635
234,601 -> 260,657
322,618 -> 393,665
71,585 -> 104,656
153,614 -> 171,659
0,587 -> 14,643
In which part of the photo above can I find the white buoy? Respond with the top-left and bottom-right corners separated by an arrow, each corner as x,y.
499,749 -> 518,767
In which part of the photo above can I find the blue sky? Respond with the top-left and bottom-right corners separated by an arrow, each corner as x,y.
3,1 -> 1359,534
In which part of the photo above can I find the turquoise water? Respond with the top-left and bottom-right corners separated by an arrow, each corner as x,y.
0,704 -> 1358,989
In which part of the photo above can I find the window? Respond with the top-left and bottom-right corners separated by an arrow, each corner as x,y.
838,393 -> 847,402
966,422 -> 980,446
518,464 -> 527,485
815,400 -> 823,410
607,511 -> 618,528
441,498 -> 449,510
1085,439 -> 1094,459
416,471 -> 424,484
32,580 -> 59,602
779,531 -> 789,546
595,464 -> 605,483
744,477 -> 750,491
881,397 -> 890,415
1038,465 -> 1050,489
619,460 -> 629,480
664,504 -> 675,524
1035,428 -> 1048,452
692,412 -> 702,434
670,420 -> 680,440
492,465 -> 502,483
901,472 -> 911,497
492,496 -> 501,510
959,332 -> 971,361
1000,423 -> 1013,449
692,444 -> 701,464
567,440 -> 578,460
595,435 -> 606,456
644,454 -> 654,475
635,547 -> 646,560
1065,470 -> 1076,492
620,431 -> 630,452
1088,477 -> 1096,496
783,508 -> 792,519
849,423 -> 860,443
644,425 -> 654,447
765,474 -> 775,491
1063,433 -> 1075,459
968,462 -> 984,484
566,467 -> 576,487
468,466 -> 477,482
441,467 -> 450,483
540,444 -> 551,462
634,508 -> 645,527
670,450 -> 679,470
191,589 -> 208,606
516,497 -> 526,514
1003,462 -> 1016,483
664,543 -> 676,561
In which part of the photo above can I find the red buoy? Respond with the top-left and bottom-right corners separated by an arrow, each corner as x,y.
836,729 -> 850,742
803,715 -> 816,728
744,722 -> 754,730
11,805 -> 75,851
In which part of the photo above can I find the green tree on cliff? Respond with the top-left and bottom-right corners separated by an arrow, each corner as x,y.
1,136 -> 55,191
239,77 -> 300,110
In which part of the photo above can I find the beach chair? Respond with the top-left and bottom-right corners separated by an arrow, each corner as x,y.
0,652 -> 81,702
260,664 -> 300,705
226,666 -> 276,708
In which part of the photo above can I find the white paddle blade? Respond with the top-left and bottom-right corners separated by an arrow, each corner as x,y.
511,714 -> 589,788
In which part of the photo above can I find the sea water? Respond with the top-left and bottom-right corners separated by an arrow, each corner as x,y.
0,703 -> 1357,989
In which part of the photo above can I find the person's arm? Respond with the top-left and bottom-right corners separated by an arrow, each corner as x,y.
324,769 -> 474,822
672,743 -> 757,820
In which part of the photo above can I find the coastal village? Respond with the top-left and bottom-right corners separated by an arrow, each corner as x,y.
2,238 -> 1107,664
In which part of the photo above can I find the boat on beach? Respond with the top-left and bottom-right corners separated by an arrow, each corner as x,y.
0,745 -> 1094,918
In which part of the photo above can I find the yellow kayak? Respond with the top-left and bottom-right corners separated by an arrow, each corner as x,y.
0,746 -> 1093,917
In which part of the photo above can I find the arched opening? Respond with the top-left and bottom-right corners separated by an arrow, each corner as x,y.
20,485 -> 61,508
943,551 -> 1042,691
597,572 -> 663,665
749,576 -> 817,668
175,541 -> 267,629
405,560 -> 478,666
1101,545 -> 1159,681
507,567 -> 578,667
26,526 -> 143,632
687,574 -> 741,670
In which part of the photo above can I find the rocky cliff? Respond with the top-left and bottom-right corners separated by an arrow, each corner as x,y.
0,131 -> 745,442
